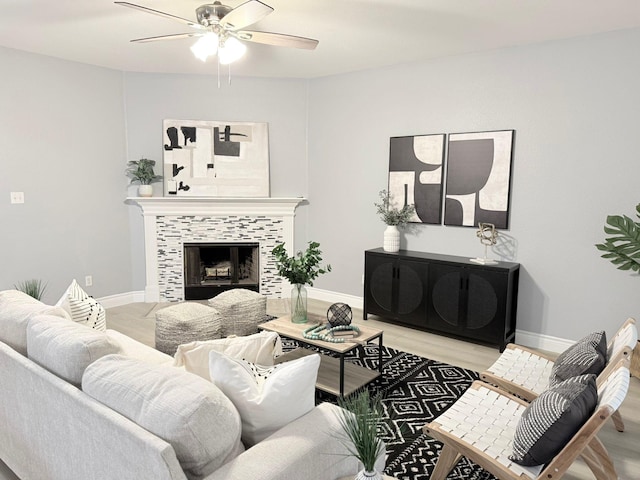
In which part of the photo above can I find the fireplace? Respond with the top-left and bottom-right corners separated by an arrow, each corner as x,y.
128,197 -> 304,302
184,242 -> 260,300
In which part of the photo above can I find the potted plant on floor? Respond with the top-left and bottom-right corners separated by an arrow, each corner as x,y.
595,202 -> 640,375
335,389 -> 386,480
272,241 -> 331,323
375,189 -> 415,253
14,279 -> 47,300
595,202 -> 640,272
126,158 -> 162,197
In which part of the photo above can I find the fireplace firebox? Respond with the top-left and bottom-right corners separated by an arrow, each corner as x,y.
183,242 -> 259,300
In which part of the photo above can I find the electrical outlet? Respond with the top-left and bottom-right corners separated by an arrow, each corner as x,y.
85,275 -> 93,287
10,192 -> 24,204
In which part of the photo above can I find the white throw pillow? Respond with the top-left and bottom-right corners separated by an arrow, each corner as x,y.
208,350 -> 320,447
56,279 -> 106,331
174,331 -> 283,379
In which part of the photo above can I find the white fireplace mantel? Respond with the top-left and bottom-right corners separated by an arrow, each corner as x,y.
127,196 -> 306,216
127,197 -> 306,302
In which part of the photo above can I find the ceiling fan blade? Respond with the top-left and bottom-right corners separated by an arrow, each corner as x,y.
131,32 -> 203,43
237,31 -> 319,50
220,0 -> 274,31
115,2 -> 204,30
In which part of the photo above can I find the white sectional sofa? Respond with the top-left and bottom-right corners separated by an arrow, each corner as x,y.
0,290 -> 381,480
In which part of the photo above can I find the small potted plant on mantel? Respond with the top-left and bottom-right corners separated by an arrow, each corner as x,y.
374,189 -> 415,253
272,241 -> 331,323
126,158 -> 162,197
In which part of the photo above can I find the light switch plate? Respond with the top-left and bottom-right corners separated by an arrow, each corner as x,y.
10,192 -> 24,204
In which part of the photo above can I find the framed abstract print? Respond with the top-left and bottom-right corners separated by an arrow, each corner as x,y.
388,133 -> 446,224
444,130 -> 515,228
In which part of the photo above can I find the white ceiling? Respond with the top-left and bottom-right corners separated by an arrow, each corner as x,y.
2,0 -> 640,79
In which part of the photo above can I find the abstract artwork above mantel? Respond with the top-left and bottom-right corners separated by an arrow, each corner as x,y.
388,133 -> 446,224
444,130 -> 515,229
162,119 -> 270,197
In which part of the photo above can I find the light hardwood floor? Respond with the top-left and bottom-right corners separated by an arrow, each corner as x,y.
2,299 -> 638,480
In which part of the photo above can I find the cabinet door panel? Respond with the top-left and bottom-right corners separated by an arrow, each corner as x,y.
466,271 -> 507,343
370,262 -> 394,312
396,260 -> 427,325
428,264 -> 462,333
365,255 -> 395,316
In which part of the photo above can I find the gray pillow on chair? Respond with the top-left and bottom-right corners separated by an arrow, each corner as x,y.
510,374 -> 597,466
549,331 -> 607,386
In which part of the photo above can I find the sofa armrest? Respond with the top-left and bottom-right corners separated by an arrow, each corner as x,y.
205,402 -> 385,480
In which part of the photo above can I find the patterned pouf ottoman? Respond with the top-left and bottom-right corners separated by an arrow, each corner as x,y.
208,288 -> 267,337
155,302 -> 222,355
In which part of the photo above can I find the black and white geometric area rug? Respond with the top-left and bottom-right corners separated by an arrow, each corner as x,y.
282,340 -> 497,480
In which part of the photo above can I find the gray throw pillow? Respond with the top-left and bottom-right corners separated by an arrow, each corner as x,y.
510,374 -> 597,466
549,331 -> 607,386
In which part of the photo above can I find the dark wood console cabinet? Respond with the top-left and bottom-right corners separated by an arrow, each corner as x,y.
364,248 -> 519,351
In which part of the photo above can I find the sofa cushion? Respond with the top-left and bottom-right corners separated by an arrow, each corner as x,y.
510,374 -> 598,466
549,331 -> 607,386
0,289 -> 70,355
106,329 -> 174,366
208,350 -> 320,447
27,314 -> 121,387
82,354 -> 244,480
174,331 -> 283,379
56,279 -> 106,331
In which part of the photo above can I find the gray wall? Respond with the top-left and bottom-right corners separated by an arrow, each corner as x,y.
2,28 -> 639,343
0,47 -> 131,303
122,73 -> 311,289
306,28 -> 640,341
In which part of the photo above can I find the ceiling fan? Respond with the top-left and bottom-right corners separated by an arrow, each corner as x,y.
115,0 -> 319,65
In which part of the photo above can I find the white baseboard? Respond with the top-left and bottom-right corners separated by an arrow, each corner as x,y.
514,330 -> 573,353
103,288 -> 571,353
306,287 -> 363,310
97,291 -> 145,309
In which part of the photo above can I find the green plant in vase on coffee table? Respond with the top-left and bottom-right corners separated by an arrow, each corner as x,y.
271,241 -> 331,323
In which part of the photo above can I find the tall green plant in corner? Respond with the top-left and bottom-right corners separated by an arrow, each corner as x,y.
595,203 -> 640,272
14,279 -> 47,300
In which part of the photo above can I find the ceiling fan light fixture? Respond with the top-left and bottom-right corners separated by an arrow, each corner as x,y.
190,32 -> 219,61
219,37 -> 246,65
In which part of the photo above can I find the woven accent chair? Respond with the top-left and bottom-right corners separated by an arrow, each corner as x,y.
480,317 -> 637,432
208,288 -> 267,337
423,360 -> 631,480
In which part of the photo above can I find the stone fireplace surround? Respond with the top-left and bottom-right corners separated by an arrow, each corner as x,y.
128,197 -> 305,302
